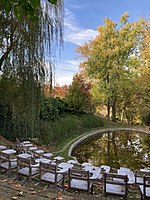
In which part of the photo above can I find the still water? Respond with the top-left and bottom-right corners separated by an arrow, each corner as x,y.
72,131 -> 150,170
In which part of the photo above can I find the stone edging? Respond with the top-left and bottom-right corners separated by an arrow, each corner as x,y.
68,128 -> 150,159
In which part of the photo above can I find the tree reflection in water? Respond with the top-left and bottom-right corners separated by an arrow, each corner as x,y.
72,131 -> 150,170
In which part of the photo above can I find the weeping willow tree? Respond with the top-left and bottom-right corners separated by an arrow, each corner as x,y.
0,0 -> 64,140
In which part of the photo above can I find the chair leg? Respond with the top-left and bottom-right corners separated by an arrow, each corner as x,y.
62,177 -> 65,191
16,173 -> 19,181
90,185 -> 93,194
140,193 -> 143,200
8,168 -> 11,178
39,178 -> 41,186
54,181 -> 57,189
28,175 -> 31,182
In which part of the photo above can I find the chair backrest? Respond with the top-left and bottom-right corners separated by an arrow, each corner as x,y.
135,170 -> 150,185
17,156 -> 32,181
39,162 -> 60,188
143,176 -> 150,198
17,156 -> 31,168
0,151 -> 11,173
0,151 -> 17,177
103,172 -> 128,199
16,138 -> 24,154
40,162 -> 57,175
68,168 -> 91,193
17,156 -> 39,181
0,151 -> 9,161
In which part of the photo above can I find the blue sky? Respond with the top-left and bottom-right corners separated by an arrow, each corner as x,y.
55,0 -> 150,85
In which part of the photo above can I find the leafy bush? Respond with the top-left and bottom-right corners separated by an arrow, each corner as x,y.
66,74 -> 93,113
40,97 -> 68,120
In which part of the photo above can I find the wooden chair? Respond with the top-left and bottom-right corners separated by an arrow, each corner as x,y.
103,172 -> 128,200
0,150 -> 17,177
68,168 -> 93,194
17,156 -> 39,182
16,138 -> 26,154
135,170 -> 150,185
39,162 -> 64,189
139,176 -> 150,200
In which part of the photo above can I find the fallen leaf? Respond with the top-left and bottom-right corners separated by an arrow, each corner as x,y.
30,188 -> 35,191
18,191 -> 23,196
64,184 -> 68,188
56,191 -> 62,200
15,184 -> 22,188
8,181 -> 14,184
45,195 -> 50,198
2,179 -> 7,182
30,191 -> 36,195
12,197 -> 17,200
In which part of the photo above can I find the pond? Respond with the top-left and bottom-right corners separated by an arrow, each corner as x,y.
72,130 -> 150,170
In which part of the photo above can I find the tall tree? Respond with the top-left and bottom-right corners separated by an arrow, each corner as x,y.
0,0 -> 64,139
77,12 -> 148,122
66,73 -> 93,113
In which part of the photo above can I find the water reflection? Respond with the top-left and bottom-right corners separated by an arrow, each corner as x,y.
72,131 -> 150,170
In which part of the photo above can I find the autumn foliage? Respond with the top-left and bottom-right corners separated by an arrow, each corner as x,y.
66,73 -> 93,113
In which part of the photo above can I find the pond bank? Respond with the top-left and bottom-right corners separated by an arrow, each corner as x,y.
68,127 -> 150,159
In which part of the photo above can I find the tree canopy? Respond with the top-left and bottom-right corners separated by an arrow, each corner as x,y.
0,0 -> 58,21
0,0 -> 64,139
77,13 -> 149,124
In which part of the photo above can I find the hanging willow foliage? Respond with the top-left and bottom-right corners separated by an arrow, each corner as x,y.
0,0 -> 64,140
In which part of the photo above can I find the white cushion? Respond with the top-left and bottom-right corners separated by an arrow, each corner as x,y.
18,167 -> 39,175
2,149 -> 16,154
136,177 -> 144,184
106,183 -> 126,195
43,153 -> 53,158
0,145 -> 7,150
71,179 -> 89,190
101,165 -> 110,173
41,172 -> 63,183
139,185 -> 150,197
0,161 -> 17,169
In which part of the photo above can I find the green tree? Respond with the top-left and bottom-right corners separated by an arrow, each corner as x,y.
0,0 -> 58,21
0,0 -> 64,139
66,73 -> 93,113
77,12 -> 148,122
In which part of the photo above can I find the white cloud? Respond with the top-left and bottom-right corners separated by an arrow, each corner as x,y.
64,9 -> 98,46
55,8 -> 98,85
55,59 -> 79,85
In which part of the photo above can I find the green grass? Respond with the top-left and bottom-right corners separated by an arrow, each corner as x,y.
42,114 -> 148,160
39,113 -> 104,146
39,113 -> 131,159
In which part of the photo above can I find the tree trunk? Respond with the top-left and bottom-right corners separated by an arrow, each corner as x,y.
112,98 -> 117,122
107,100 -> 111,121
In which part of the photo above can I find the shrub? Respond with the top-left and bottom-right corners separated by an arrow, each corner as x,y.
40,97 -> 68,120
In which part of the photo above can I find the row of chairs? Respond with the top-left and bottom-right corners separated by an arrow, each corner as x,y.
1,154 -> 150,199
0,143 -> 150,199
0,152 -> 93,194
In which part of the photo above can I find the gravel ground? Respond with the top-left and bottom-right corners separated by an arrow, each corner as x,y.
0,172 -> 141,200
